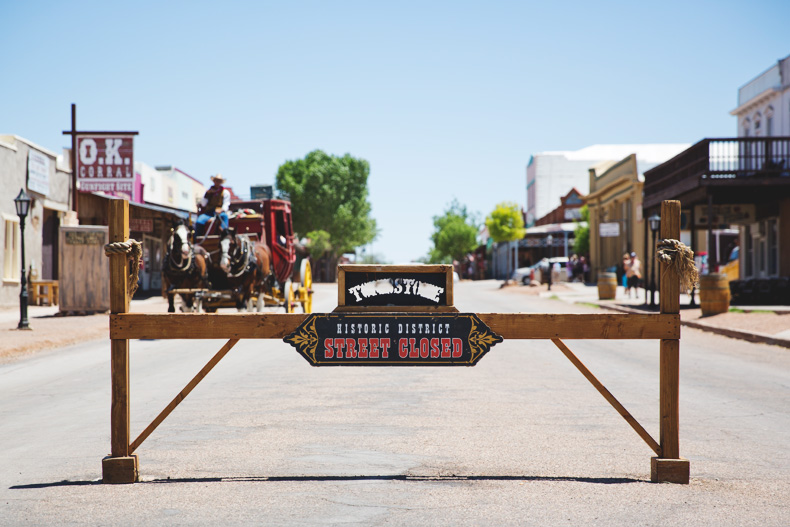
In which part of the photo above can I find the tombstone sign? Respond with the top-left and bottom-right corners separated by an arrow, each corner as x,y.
338,264 -> 454,308
284,313 -> 502,366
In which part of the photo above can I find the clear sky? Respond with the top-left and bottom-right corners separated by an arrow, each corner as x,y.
2,1 -> 789,263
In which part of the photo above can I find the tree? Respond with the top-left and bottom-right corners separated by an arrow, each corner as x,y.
428,200 -> 479,264
485,202 -> 525,243
573,205 -> 590,256
276,150 -> 378,258
485,202 -> 525,281
305,229 -> 332,260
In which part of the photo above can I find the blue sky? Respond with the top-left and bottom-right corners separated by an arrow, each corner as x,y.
2,1 -> 789,263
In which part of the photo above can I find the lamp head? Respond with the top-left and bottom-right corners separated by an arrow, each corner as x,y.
648,214 -> 661,233
14,189 -> 31,219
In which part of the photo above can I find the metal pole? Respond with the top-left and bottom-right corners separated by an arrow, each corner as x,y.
71,103 -> 78,214
650,227 -> 657,308
17,218 -> 30,330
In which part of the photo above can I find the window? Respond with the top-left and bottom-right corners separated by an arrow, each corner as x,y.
3,215 -> 20,282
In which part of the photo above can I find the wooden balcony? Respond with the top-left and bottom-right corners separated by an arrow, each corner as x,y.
643,137 -> 790,209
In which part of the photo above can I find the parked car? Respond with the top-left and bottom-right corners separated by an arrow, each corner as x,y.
512,257 -> 569,285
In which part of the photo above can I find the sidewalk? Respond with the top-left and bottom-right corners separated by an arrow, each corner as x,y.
541,281 -> 790,349
0,294 -> 171,363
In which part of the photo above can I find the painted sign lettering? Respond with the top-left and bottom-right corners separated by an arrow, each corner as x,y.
76,134 -> 135,194
284,313 -> 502,366
340,265 -> 453,307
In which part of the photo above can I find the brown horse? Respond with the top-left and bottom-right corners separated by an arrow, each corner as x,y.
214,227 -> 273,311
162,220 -> 210,312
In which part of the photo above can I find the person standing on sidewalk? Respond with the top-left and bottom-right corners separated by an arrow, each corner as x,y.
626,252 -> 642,299
619,253 -> 630,294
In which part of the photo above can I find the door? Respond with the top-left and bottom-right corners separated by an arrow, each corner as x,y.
41,208 -> 60,280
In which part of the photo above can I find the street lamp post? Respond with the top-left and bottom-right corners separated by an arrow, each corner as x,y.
546,234 -> 553,291
14,189 -> 32,330
648,214 -> 660,309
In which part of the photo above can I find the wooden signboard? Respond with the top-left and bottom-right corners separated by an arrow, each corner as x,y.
59,225 -> 110,313
337,264 -> 454,311
284,313 -> 502,366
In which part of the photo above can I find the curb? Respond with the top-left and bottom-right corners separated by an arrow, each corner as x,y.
582,301 -> 790,350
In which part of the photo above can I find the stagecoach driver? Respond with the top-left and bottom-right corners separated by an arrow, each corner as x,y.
196,174 -> 231,235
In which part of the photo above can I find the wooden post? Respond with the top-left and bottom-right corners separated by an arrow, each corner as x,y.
652,200 -> 690,484
102,199 -> 138,483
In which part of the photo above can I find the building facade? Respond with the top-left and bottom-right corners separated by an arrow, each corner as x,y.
0,135 -> 73,307
585,154 -> 646,279
731,54 -> 790,138
644,55 -> 790,304
526,144 -> 689,228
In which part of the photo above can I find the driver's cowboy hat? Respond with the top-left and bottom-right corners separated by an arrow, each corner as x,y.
210,174 -> 226,184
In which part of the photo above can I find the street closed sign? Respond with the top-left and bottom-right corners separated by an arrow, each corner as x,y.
284,313 -> 503,366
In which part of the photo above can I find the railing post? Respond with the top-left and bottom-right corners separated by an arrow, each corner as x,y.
102,198 -> 138,483
652,199 -> 690,483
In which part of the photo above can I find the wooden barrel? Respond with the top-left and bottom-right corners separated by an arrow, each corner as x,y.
597,272 -> 617,300
699,273 -> 730,316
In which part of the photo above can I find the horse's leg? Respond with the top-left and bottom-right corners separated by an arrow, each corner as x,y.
165,278 -> 176,313
184,294 -> 195,313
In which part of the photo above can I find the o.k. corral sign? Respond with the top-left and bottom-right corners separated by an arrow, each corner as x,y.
76,134 -> 135,193
284,264 -> 503,366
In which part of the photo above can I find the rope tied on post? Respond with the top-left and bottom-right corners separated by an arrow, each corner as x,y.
104,239 -> 143,297
656,238 -> 699,293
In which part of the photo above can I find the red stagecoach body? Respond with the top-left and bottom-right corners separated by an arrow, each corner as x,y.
226,199 -> 296,285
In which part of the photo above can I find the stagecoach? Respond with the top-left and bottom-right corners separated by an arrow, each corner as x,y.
166,198 -> 313,313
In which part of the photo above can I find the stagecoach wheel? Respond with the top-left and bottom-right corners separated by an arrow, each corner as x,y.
284,279 -> 294,313
299,259 -> 313,313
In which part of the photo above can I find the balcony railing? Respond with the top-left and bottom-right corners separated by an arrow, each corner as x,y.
643,137 -> 790,203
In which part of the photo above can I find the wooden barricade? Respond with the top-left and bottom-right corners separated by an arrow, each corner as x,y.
102,198 -> 689,485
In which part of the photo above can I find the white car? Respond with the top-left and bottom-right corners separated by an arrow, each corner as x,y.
512,257 -> 569,285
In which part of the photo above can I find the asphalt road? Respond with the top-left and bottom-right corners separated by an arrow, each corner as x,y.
2,281 -> 789,526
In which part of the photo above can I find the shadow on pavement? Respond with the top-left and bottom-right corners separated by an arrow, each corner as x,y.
11,474 -> 642,489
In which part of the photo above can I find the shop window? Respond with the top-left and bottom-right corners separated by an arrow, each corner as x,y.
3,215 -> 20,282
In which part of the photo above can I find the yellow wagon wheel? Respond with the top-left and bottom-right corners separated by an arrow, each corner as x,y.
284,279 -> 295,313
299,259 -> 314,313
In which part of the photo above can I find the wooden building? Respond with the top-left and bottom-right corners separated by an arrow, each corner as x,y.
586,154 -> 645,279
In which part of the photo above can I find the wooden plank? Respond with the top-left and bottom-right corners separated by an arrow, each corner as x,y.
108,199 -> 130,459
659,200 -> 682,462
338,264 -> 452,274
660,339 -> 680,459
332,305 -> 459,313
108,200 -> 129,314
660,200 -> 680,315
552,338 -> 660,456
110,312 -> 680,340
110,339 -> 130,457
337,266 -> 345,307
130,339 -> 239,453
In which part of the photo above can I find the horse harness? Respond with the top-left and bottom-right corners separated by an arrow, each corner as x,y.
225,235 -> 258,278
